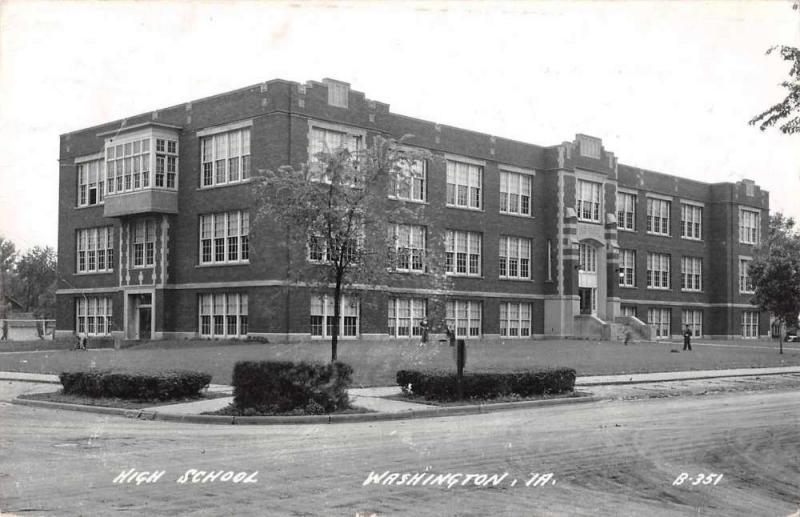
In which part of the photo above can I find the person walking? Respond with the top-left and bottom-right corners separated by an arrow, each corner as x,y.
419,319 -> 429,344
623,326 -> 633,346
1,319 -> 7,341
683,325 -> 693,351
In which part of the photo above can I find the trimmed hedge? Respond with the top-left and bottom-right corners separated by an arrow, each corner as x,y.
59,370 -> 212,401
396,368 -> 576,401
232,360 -> 352,413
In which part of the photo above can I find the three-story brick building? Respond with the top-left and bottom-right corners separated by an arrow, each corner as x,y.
56,78 -> 770,343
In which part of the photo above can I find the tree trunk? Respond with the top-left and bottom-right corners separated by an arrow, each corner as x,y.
331,272 -> 343,363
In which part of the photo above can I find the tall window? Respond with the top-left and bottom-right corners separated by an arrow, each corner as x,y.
76,296 -> 112,336
646,253 -> 671,289
681,203 -> 703,240
446,159 -> 482,210
682,309 -> 703,337
445,230 -> 481,276
199,211 -> 249,265
310,294 -> 359,338
648,308 -> 671,338
646,198 -> 671,236
199,293 -> 248,338
619,249 -> 636,287
739,258 -> 754,293
154,138 -> 179,188
389,224 -> 426,272
76,227 -> 115,273
579,243 -> 597,273
446,300 -> 481,338
200,128 -> 251,187
391,157 -> 426,202
327,81 -> 349,108
739,208 -> 761,245
132,220 -> 156,268
308,126 -> 363,184
576,180 -> 602,222
106,138 -> 151,194
681,256 -> 703,291
500,171 -> 532,216
617,192 -> 636,231
387,298 -> 427,337
499,302 -> 532,337
77,159 -> 104,206
741,311 -> 759,338
621,305 -> 637,318
499,236 -> 531,279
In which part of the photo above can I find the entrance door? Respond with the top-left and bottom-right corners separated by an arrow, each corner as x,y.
138,307 -> 151,340
579,288 -> 593,315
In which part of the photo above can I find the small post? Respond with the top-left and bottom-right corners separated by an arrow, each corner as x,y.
456,339 -> 466,400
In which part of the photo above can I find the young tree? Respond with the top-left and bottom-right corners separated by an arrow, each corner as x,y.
254,135 -> 448,362
749,3 -> 800,134
0,236 -> 17,319
13,246 -> 57,318
749,213 -> 800,354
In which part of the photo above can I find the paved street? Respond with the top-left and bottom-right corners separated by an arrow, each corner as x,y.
1,380 -> 799,516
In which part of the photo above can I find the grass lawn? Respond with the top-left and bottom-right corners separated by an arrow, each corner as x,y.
18,390 -> 229,409
1,338 -> 799,387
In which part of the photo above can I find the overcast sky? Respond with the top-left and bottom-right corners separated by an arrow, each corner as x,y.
0,0 -> 797,251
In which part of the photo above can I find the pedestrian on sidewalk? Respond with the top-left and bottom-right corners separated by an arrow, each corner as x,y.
420,319 -> 429,345
683,325 -> 692,351
73,332 -> 87,351
1,319 -> 7,341
623,326 -> 633,346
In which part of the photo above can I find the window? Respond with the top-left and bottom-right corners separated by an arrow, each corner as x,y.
681,256 -> 703,292
199,211 -> 249,265
200,129 -> 250,187
621,305 -> 637,318
75,296 -> 112,336
578,135 -> 602,158
132,220 -> 156,268
390,157 -> 427,202
76,227 -> 115,273
646,198 -> 671,236
446,300 -> 481,338
681,204 -> 702,240
308,126 -> 363,183
77,159 -> 104,206
446,159 -> 482,210
310,294 -> 359,338
739,208 -> 761,245
739,258 -> 754,293
499,302 -> 532,337
389,224 -> 426,272
682,309 -> 703,337
499,236 -> 531,279
387,297 -> 427,337
500,171 -> 532,216
105,138 -> 151,195
619,249 -> 636,287
445,230 -> 481,276
617,192 -> 636,231
741,311 -> 759,338
576,180 -> 602,222
648,308 -> 671,339
154,138 -> 179,188
199,293 -> 248,338
579,243 -> 597,273
646,253 -> 671,289
326,81 -> 349,108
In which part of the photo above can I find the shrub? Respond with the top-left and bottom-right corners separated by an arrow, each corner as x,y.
232,360 -> 353,413
59,370 -> 212,401
396,368 -> 576,401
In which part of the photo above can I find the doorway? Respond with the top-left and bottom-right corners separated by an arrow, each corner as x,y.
579,288 -> 595,315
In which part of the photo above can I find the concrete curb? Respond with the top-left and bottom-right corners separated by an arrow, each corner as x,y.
10,392 -> 600,425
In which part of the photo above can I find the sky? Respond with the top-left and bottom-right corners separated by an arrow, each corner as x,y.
0,0 -> 798,252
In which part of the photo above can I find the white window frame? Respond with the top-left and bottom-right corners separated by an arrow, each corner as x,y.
199,211 -> 250,265
576,180 -> 602,223
619,249 -> 636,287
105,136 -> 153,195
499,169 -> 533,216
446,300 -> 482,338
681,256 -> 703,292
308,122 -> 364,183
310,294 -> 359,339
681,203 -> 703,240
76,158 -> 104,207
617,191 -> 636,231
739,257 -> 754,294
446,158 -> 483,210
387,297 -> 427,337
200,128 -> 251,188
445,230 -> 482,277
646,252 -> 671,290
739,208 -> 761,245
75,296 -> 113,336
76,227 -> 115,274
682,309 -> 703,338
389,224 -> 426,273
579,243 -> 598,273
499,236 -> 531,280
132,220 -> 156,268
646,197 -> 672,236
648,308 -> 671,339
499,301 -> 532,338
621,305 -> 637,318
390,157 -> 427,203
199,293 -> 248,338
741,310 -> 759,338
